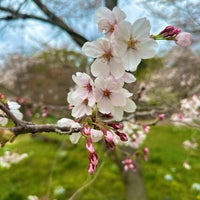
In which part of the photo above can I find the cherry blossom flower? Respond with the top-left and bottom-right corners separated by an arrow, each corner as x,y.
0,151 -> 28,168
57,118 -> 81,144
183,161 -> 191,170
68,95 -> 95,118
82,38 -> 124,78
112,18 -> 158,71
94,6 -> 126,37
94,76 -> 133,115
175,32 -> 192,47
67,73 -> 95,118
72,72 -> 95,99
7,101 -> 23,120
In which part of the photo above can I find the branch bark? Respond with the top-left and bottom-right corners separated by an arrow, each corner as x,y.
0,123 -> 81,136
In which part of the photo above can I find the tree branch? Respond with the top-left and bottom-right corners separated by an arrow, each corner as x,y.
0,1 -> 88,47
0,123 -> 81,136
31,0 -> 88,46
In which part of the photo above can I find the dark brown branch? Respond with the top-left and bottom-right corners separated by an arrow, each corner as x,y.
0,103 -> 21,126
0,124 -> 81,136
32,0 -> 88,46
105,0 -> 118,10
0,6 -> 55,23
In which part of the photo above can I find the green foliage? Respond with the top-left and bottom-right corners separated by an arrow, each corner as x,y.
142,125 -> 200,200
0,124 -> 199,199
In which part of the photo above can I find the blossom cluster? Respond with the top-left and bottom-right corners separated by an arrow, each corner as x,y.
63,6 -> 192,174
152,25 -> 192,47
171,95 -> 200,124
0,151 -> 28,168
64,6 -> 159,174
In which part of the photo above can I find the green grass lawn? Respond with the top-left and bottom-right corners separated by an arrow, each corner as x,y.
0,125 -> 199,200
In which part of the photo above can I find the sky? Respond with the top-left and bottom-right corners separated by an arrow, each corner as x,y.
0,0 -> 173,66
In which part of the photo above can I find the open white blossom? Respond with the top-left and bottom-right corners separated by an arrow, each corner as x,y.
112,18 -> 158,71
82,38 -> 124,78
94,6 -> 126,37
94,76 -> 133,115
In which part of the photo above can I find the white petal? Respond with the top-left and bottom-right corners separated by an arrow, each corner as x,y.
110,92 -> 126,107
72,72 -> 90,86
131,18 -> 150,40
112,107 -> 124,121
90,129 -> 103,142
57,118 -> 75,127
0,117 -> 8,126
122,49 -> 141,71
11,110 -> 23,120
123,99 -> 136,113
82,40 -> 105,58
97,98 -> 113,113
7,101 -> 21,110
109,58 -> 125,78
94,7 -> 112,23
137,39 -> 158,58
112,7 -> 126,22
72,104 -> 91,118
121,72 -> 136,83
91,58 -> 110,77
69,132 -> 82,144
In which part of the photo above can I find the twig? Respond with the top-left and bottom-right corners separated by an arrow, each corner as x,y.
68,153 -> 107,200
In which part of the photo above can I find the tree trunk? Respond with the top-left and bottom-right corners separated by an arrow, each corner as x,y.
105,0 -> 118,10
108,146 -> 148,200
121,159 -> 148,200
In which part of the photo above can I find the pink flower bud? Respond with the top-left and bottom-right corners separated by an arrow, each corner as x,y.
143,155 -> 148,161
122,158 -> 136,171
115,131 -> 128,141
142,125 -> 150,133
159,25 -> 181,37
104,130 -> 113,142
158,114 -> 165,121
143,147 -> 149,155
108,122 -> 123,129
83,125 -> 91,135
42,107 -> 49,117
175,32 -> 192,47
88,163 -> 96,175
105,140 -> 115,150
86,138 -> 95,153
89,152 -> 98,166
0,93 -> 5,99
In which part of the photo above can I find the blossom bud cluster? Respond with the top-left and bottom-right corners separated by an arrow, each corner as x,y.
152,25 -> 192,47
